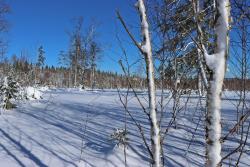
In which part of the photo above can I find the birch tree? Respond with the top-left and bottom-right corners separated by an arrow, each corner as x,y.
117,0 -> 161,166
68,17 -> 85,87
201,0 -> 231,166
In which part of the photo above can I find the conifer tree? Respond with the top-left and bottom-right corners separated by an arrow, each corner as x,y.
0,74 -> 19,109
35,45 -> 46,85
36,45 -> 45,68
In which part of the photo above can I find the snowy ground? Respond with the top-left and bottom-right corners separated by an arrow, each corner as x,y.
0,89 -> 249,167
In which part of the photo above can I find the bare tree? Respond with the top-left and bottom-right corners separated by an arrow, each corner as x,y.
0,0 -> 9,63
68,17 -> 85,87
87,27 -> 101,90
117,0 -> 161,166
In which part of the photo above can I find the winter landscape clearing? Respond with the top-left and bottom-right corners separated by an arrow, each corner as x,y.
0,89 -> 249,167
0,0 -> 249,167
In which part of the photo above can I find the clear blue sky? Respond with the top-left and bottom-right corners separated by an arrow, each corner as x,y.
6,0 -> 140,73
5,0 -> 244,77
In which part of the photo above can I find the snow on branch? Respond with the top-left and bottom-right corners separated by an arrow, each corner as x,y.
135,1 -> 161,167
205,0 -> 231,167
135,0 -> 151,55
204,0 -> 230,72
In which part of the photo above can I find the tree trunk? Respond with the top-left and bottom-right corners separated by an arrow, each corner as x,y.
205,0 -> 230,166
136,0 -> 161,166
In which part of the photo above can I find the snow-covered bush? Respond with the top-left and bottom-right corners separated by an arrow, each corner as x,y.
17,86 -> 44,100
0,76 -> 19,109
110,128 -> 128,147
19,86 -> 43,100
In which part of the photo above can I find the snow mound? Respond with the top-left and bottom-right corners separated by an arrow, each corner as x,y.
24,87 -> 43,100
37,86 -> 50,91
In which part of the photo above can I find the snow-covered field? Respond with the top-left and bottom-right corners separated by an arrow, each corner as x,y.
0,89 -> 249,167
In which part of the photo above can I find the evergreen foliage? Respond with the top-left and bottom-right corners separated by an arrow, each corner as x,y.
36,45 -> 46,68
0,74 -> 19,109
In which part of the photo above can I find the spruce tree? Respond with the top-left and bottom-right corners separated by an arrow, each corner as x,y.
0,75 -> 19,110
35,45 -> 46,85
36,45 -> 45,68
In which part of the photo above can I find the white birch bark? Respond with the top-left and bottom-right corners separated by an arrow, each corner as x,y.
198,72 -> 202,96
193,0 -> 209,90
136,0 -> 161,166
204,0 -> 230,166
